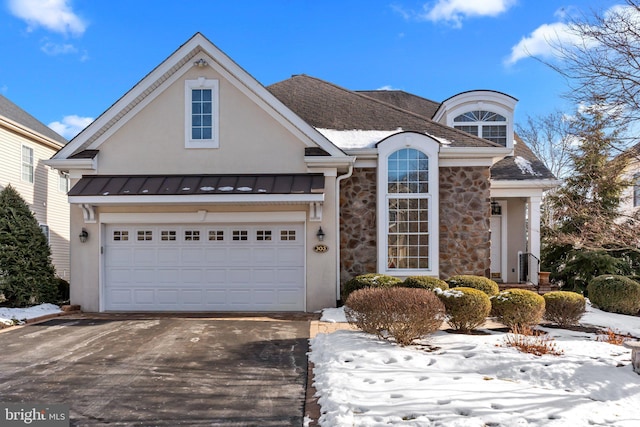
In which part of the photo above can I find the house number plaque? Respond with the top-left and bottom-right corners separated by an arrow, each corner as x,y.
314,244 -> 329,253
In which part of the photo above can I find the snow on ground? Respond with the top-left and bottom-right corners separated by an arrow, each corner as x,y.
0,303 -> 62,326
311,305 -> 640,426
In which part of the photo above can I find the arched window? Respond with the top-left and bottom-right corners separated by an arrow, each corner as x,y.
386,148 -> 430,270
453,110 -> 507,146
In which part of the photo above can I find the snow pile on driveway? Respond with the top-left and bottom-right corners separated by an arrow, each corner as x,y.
0,303 -> 62,326
310,304 -> 640,426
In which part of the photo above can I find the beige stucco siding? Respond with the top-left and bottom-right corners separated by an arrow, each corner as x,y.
95,67 -> 309,175
0,125 -> 70,279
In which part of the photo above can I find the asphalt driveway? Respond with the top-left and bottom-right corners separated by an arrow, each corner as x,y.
0,315 -> 311,426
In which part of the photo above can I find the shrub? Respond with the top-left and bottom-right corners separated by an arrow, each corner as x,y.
342,273 -> 402,300
436,287 -> 491,333
446,275 -> 499,296
402,276 -> 449,292
491,289 -> 545,330
543,291 -> 586,327
55,277 -> 70,303
587,275 -> 640,315
0,185 -> 57,307
345,287 -> 445,346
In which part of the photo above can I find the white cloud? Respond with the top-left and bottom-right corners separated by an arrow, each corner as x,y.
421,0 -> 516,27
8,0 -> 87,36
377,85 -> 400,91
49,115 -> 93,139
41,41 -> 77,56
505,22 -> 582,65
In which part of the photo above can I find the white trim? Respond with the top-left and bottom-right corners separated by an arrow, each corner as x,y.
491,179 -> 561,190
68,193 -> 324,205
99,211 -> 306,224
490,200 -> 508,282
185,77 -> 219,149
376,133 -> 439,276
43,158 -> 97,171
80,204 -> 96,223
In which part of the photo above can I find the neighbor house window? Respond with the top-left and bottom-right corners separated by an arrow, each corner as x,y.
634,173 -> 640,208
453,110 -> 507,146
21,145 -> 34,183
377,134 -> 439,276
39,224 -> 50,244
185,78 -> 219,148
58,173 -> 70,193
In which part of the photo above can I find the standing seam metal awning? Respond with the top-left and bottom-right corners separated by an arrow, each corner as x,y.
68,174 -> 325,197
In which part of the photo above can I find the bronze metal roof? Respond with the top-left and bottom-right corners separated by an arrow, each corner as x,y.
68,174 -> 325,196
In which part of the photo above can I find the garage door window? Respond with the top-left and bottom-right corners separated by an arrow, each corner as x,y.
161,230 -> 177,241
137,230 -> 152,241
185,230 -> 200,241
233,230 -> 248,241
257,230 -> 272,241
113,230 -> 129,241
209,230 -> 224,241
281,230 -> 296,241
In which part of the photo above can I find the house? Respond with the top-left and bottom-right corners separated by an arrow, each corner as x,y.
618,141 -> 640,215
46,33 -> 557,313
0,94 -> 70,280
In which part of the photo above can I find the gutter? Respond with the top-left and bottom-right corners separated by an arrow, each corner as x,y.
335,162 -> 354,306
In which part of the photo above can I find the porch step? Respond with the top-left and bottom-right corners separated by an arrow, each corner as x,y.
498,283 -> 559,295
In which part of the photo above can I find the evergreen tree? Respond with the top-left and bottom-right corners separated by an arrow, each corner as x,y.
0,185 -> 57,306
542,104 -> 640,292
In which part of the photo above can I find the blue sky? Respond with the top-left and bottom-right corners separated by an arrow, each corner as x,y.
0,0 -> 621,140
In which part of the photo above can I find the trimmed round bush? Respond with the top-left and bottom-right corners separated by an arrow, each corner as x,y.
543,291 -> 586,327
402,276 -> 449,292
446,275 -> 500,296
342,273 -> 402,300
436,287 -> 491,333
587,275 -> 640,315
345,287 -> 445,346
491,289 -> 545,329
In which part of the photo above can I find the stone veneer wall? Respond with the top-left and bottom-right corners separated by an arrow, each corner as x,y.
339,165 -> 491,286
339,168 -> 377,284
439,166 -> 491,279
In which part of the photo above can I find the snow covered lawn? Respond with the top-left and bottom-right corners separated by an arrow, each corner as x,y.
310,304 -> 640,426
0,303 -> 62,327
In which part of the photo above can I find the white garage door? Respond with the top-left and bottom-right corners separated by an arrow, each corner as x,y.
104,223 -> 305,311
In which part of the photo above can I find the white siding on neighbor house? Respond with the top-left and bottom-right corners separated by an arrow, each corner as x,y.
0,125 -> 70,280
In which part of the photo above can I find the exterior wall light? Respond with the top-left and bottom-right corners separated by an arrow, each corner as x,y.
316,226 -> 325,241
194,58 -> 208,68
79,228 -> 89,243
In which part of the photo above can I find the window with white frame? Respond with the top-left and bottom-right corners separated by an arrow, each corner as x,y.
58,172 -> 70,193
21,145 -> 34,183
377,134 -> 439,276
453,110 -> 507,146
185,78 -> 219,148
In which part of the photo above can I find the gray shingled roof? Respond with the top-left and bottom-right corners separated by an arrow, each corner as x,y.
490,135 -> 556,181
0,94 -> 67,145
356,90 -> 441,119
267,75 -> 498,148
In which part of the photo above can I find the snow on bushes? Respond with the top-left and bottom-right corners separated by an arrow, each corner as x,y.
436,286 -> 491,332
344,287 -> 445,346
401,276 -> 449,291
446,275 -> 499,296
543,291 -> 586,327
341,273 -> 402,300
491,289 -> 545,330
587,275 -> 640,315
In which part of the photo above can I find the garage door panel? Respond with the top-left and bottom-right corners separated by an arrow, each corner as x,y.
105,223 -> 305,311
181,248 -> 204,264
133,248 -> 157,265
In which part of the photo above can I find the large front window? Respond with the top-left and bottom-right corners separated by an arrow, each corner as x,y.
453,110 -> 507,146
387,148 -> 430,270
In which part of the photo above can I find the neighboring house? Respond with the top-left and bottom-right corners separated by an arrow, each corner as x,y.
46,33 -> 557,313
0,94 -> 70,280
618,141 -> 640,216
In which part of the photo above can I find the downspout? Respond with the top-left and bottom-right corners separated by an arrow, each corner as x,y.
335,163 -> 354,306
